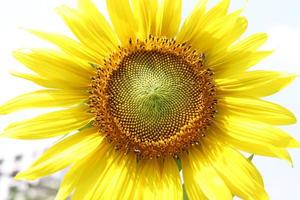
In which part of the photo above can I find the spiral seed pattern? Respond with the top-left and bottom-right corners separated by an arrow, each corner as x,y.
89,36 -> 217,159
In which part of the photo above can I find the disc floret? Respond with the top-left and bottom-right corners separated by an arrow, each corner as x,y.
89,35 -> 217,159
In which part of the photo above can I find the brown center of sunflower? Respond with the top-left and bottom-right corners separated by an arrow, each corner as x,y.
89,36 -> 217,159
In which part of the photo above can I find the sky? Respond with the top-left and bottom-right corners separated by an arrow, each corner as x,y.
0,0 -> 300,199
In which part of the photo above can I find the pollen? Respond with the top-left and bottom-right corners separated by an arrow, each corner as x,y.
88,35 -> 217,159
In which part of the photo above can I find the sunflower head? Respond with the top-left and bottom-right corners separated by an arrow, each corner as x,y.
0,0 -> 298,199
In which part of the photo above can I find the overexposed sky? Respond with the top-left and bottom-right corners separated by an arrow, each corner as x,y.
0,0 -> 300,199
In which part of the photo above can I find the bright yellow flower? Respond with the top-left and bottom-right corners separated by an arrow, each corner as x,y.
0,0 -> 298,199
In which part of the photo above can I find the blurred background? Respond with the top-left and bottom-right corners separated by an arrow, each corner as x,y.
0,0 -> 300,199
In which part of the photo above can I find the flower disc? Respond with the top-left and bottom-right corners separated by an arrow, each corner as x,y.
89,36 -> 217,158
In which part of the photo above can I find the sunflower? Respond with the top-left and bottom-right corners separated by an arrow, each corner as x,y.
0,0 -> 298,199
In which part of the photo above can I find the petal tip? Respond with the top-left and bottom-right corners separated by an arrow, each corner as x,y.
15,170 -> 37,181
288,139 -> 300,148
289,114 -> 297,124
14,172 -> 26,180
0,130 -> 11,138
0,110 -> 8,115
12,49 -> 31,59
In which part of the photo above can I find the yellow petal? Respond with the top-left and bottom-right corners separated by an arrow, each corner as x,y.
216,71 -> 296,97
177,0 -> 208,43
11,72 -> 82,90
231,33 -> 269,51
132,0 -> 158,39
207,32 -> 271,77
155,0 -> 182,37
182,148 -> 232,200
200,142 -> 268,199
28,30 -> 100,63
92,155 -> 137,200
177,0 -> 230,50
209,32 -> 268,64
214,16 -> 248,50
77,0 -> 119,48
191,10 -> 243,53
72,144 -> 137,200
212,117 -> 297,162
1,106 -> 92,139
206,16 -> 248,58
216,117 -> 300,148
225,138 -> 292,164
204,0 -> 230,19
219,96 -> 296,125
55,159 -> 86,200
0,89 -> 87,114
210,50 -> 272,78
106,0 -> 138,44
15,127 -> 102,180
132,158 -> 182,200
56,3 -> 117,57
13,49 -> 92,87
